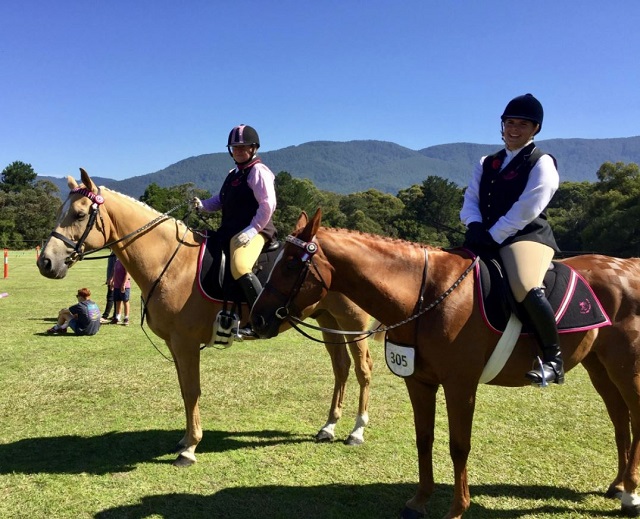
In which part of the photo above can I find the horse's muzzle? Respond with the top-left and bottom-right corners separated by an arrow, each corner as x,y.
37,254 -> 69,279
250,312 -> 281,339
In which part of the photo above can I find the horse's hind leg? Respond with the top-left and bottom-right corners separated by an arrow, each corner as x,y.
586,338 -> 640,516
582,353 -> 631,499
167,337 -> 203,467
316,305 -> 373,446
345,337 -> 372,445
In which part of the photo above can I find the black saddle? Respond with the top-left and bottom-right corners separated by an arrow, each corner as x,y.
197,230 -> 281,307
467,250 -> 610,334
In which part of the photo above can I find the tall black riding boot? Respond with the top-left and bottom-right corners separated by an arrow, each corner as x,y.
238,272 -> 262,309
523,287 -> 565,386
236,273 -> 263,338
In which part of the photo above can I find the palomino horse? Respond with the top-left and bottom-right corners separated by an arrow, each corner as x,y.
251,208 -> 640,519
36,169 -> 374,466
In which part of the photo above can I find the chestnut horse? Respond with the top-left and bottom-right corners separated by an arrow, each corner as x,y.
37,169 -> 374,466
251,208 -> 640,519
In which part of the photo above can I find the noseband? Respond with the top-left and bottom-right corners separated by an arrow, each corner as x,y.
49,187 -> 105,266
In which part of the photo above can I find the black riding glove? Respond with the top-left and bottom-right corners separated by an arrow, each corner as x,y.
465,222 -> 486,246
464,222 -> 497,249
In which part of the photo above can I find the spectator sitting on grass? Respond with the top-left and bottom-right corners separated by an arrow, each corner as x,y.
46,287 -> 101,336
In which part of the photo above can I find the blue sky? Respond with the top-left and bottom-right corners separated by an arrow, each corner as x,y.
2,1 -> 639,180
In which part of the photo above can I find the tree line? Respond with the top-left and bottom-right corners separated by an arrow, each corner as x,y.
2,160 -> 640,258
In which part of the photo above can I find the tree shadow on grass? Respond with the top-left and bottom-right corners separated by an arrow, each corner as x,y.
93,483 -> 620,519
0,429 -> 311,475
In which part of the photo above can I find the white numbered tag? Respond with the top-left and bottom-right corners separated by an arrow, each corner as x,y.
385,341 -> 415,377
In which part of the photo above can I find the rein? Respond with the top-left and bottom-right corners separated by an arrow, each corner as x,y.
275,234 -> 479,343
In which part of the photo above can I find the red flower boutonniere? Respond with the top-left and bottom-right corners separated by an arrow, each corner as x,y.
491,158 -> 503,170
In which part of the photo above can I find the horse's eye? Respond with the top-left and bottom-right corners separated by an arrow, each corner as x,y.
76,211 -> 87,220
285,258 -> 300,270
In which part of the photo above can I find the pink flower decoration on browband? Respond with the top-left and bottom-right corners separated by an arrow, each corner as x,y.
71,187 -> 104,205
286,234 -> 318,262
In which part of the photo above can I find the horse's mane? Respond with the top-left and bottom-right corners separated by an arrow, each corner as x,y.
100,186 -> 162,214
99,186 -> 190,229
319,225 -> 442,251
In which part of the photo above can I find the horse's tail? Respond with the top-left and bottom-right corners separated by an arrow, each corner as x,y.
371,320 -> 385,343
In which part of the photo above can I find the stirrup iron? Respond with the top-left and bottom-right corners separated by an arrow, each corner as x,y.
210,310 -> 239,348
534,356 -> 549,387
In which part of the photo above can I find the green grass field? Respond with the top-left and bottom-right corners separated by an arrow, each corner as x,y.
0,251 -> 621,518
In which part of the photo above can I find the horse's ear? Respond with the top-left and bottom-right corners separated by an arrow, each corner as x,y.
295,211 -> 309,230
79,168 -> 97,193
67,176 -> 78,190
296,208 -> 322,238
302,207 -> 322,238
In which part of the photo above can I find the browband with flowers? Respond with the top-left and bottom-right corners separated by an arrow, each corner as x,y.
71,187 -> 104,205
286,234 -> 318,262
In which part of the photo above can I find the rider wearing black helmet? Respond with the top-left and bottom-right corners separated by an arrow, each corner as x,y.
193,125 -> 277,335
460,94 -> 563,386
501,93 -> 545,133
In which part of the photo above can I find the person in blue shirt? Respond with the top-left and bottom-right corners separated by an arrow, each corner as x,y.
46,287 -> 101,336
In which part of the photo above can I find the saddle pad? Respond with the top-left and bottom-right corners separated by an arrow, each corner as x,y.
196,230 -> 279,304
474,255 -> 611,334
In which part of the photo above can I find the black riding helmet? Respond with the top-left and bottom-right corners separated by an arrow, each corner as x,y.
227,124 -> 260,156
501,94 -> 544,134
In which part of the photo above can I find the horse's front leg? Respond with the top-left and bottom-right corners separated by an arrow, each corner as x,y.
402,378 -> 438,519
440,381 -> 478,519
167,337 -> 202,467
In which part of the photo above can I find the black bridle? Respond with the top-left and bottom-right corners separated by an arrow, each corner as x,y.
260,234 -> 377,344
49,187 -> 107,266
270,234 -> 325,318
48,186 -> 182,266
264,233 -> 479,344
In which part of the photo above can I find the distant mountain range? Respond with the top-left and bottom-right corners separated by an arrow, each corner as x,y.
39,137 -> 640,199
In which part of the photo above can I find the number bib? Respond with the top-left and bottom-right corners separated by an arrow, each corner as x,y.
385,340 -> 415,377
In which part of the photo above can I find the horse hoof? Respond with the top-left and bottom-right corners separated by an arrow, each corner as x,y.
344,435 -> 364,446
400,506 -> 425,519
315,430 -> 334,443
605,485 -> 624,499
621,505 -> 640,518
172,454 -> 196,468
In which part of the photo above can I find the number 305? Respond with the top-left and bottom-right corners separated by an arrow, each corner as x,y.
388,352 -> 407,367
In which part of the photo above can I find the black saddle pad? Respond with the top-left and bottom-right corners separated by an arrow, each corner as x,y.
466,250 -> 611,334
196,230 -> 281,305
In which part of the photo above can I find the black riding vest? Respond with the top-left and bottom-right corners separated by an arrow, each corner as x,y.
479,143 -> 559,251
218,160 -> 277,243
